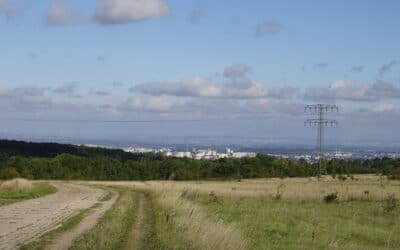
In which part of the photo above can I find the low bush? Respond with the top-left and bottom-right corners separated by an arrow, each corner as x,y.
324,192 -> 338,203
387,168 -> 400,180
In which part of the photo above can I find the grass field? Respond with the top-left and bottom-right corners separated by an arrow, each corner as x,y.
16,175 -> 400,250
194,194 -> 400,249
82,175 -> 400,250
0,179 -> 57,206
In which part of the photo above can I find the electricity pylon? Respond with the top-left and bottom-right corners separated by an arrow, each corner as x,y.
304,104 -> 338,176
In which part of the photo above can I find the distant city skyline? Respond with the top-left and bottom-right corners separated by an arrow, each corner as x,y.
1,0 -> 399,146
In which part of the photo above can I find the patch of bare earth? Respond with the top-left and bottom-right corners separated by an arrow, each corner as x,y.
0,183 -> 106,250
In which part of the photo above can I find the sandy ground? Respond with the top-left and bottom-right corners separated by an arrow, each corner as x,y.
0,183 -> 106,250
46,189 -> 118,250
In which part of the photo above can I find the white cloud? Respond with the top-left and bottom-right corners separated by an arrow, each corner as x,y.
256,20 -> 283,37
45,1 -> 82,26
0,85 -> 52,113
0,0 -> 30,20
372,103 -> 397,113
53,82 -> 81,97
119,96 -> 174,112
89,89 -> 110,96
112,81 -> 124,87
350,65 -> 364,73
305,80 -> 400,102
130,76 -> 297,99
224,64 -> 251,78
95,0 -> 169,25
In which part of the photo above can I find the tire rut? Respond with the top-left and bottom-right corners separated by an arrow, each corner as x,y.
124,193 -> 147,250
46,190 -> 119,250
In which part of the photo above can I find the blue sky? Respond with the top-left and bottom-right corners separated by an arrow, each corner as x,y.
1,0 -> 400,146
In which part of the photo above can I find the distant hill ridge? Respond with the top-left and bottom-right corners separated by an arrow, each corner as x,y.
0,139 -> 143,161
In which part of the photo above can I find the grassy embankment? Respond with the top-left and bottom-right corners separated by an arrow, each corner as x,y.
0,178 -> 57,206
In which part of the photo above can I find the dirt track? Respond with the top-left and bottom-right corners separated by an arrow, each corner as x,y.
124,193 -> 146,250
0,183 -> 106,250
46,190 -> 118,250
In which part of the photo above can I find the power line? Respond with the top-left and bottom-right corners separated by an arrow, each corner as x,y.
304,104 -> 338,176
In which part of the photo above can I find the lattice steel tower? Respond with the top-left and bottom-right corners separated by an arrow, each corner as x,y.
304,104 -> 338,176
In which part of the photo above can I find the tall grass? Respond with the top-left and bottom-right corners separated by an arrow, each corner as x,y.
71,187 -> 138,250
0,178 -> 32,192
0,179 -> 56,204
90,174 -> 400,201
82,176 -> 400,249
194,195 -> 400,249
153,190 -> 248,250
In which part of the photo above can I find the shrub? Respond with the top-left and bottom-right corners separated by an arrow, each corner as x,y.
324,192 -> 338,203
338,175 -> 347,181
387,168 -> 400,180
0,167 -> 20,180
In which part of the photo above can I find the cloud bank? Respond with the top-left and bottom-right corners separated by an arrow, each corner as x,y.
95,0 -> 169,24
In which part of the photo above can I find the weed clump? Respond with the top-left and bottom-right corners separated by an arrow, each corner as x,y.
272,183 -> 285,200
324,192 -> 338,203
209,191 -> 223,205
383,194 -> 397,213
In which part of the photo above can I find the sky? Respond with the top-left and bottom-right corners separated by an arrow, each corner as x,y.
1,0 -> 400,147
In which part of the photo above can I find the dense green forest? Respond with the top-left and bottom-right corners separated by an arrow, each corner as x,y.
0,140 -> 399,180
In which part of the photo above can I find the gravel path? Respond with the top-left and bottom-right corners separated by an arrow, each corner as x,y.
0,183 -> 106,250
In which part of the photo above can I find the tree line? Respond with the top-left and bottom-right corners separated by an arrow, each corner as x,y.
0,140 -> 399,180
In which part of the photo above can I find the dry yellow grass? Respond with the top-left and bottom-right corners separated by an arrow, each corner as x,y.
0,178 -> 33,192
86,174 -> 400,201
155,190 -> 248,250
83,181 -> 249,249
71,187 -> 137,250
79,175 -> 400,250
